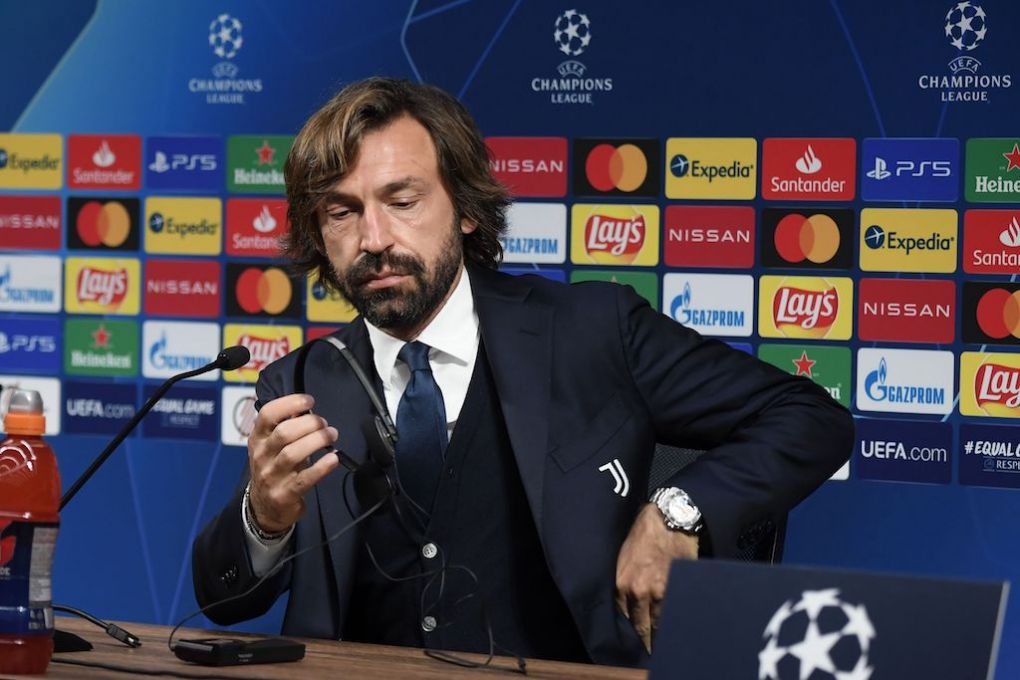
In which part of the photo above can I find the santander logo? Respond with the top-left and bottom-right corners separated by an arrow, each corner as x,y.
1000,216 -> 1020,247
238,335 -> 290,371
976,363 -> 1020,409
773,286 -> 839,331
77,267 -> 128,306
585,214 -> 645,257
795,145 -> 822,174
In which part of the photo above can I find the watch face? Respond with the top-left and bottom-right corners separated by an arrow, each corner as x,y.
667,495 -> 699,526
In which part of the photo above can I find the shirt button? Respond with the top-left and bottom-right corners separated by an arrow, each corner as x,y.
421,542 -> 438,559
422,615 -> 437,632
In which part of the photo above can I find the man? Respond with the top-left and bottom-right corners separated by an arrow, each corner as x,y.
193,77 -> 853,667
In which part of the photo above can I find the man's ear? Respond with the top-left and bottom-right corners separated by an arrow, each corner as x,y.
460,216 -> 478,235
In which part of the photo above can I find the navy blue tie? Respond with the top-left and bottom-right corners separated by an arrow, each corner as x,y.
394,341 -> 447,512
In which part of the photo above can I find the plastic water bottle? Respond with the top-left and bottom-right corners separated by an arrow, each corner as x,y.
0,388 -> 60,674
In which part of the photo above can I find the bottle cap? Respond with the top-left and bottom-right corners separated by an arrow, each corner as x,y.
2,388 -> 46,435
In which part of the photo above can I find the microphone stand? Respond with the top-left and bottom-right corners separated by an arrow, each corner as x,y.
54,349 -> 246,653
60,359 -> 222,510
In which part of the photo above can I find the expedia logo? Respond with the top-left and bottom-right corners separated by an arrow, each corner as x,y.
145,197 -> 222,255
77,267 -> 128,307
573,139 -> 658,197
664,138 -> 757,200
585,214 -> 645,257
670,156 -> 752,183
148,213 -> 216,238
859,208 -> 958,273
863,225 -> 954,254
865,357 -> 947,407
238,334 -> 290,372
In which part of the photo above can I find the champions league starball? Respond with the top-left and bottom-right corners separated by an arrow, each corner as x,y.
758,589 -> 876,680
553,9 -> 591,57
944,1 -> 987,52
209,13 -> 244,59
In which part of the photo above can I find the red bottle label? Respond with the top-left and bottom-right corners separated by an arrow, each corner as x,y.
0,520 -> 58,635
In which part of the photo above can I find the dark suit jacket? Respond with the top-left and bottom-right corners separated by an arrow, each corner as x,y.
193,265 -> 853,667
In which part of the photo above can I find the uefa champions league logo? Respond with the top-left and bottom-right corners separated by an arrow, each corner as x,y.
553,9 -> 591,56
944,2 -> 986,52
209,14 -> 243,59
759,588 -> 876,680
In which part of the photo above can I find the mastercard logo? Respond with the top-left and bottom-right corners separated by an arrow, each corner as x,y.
235,267 -> 292,315
976,288 -> 1020,340
773,213 -> 840,264
76,200 -> 131,247
585,144 -> 648,192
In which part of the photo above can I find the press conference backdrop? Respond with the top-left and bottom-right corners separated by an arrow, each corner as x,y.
0,0 -> 1016,675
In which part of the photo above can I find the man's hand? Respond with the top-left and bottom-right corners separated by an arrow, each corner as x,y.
615,502 -> 699,653
247,394 -> 340,534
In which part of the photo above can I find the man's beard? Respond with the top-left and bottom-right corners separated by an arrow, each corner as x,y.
334,225 -> 462,332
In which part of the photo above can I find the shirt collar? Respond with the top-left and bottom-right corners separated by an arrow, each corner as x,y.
365,265 -> 478,384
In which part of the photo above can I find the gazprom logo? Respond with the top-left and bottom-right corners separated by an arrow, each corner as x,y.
670,282 -> 746,328
148,332 -> 210,372
864,357 -> 946,406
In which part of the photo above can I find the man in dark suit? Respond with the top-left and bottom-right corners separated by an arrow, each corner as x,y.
193,77 -> 853,667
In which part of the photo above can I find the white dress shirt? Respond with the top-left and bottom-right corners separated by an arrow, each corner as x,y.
245,267 -> 480,576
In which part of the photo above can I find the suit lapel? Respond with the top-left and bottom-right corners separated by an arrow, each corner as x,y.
470,267 -> 552,530
307,320 -> 377,631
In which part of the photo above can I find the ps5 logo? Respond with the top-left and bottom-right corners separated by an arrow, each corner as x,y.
149,151 -> 218,173
866,156 -> 952,181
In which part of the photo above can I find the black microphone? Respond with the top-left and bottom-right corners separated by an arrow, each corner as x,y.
59,345 -> 251,510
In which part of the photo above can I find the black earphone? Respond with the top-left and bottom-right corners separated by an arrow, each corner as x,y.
294,336 -> 409,513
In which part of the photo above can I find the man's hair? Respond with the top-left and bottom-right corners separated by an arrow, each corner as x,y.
282,77 -> 510,288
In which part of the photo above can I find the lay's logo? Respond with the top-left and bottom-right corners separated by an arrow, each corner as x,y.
239,334 -> 290,372
571,204 -> 659,266
962,352 -> 1020,418
586,213 -> 644,257
223,323 -> 302,383
758,276 -> 853,340
78,267 -> 127,306
64,257 -> 140,315
773,286 -> 838,331
976,364 -> 1020,410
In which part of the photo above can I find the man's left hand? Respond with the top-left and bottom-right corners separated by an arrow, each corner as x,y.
615,502 -> 699,653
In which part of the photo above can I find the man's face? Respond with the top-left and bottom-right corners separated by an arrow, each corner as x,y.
317,115 -> 476,336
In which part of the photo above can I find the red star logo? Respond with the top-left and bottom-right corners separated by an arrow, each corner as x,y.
1003,144 -> 1020,172
256,141 -> 276,166
91,324 -> 111,348
792,350 -> 816,377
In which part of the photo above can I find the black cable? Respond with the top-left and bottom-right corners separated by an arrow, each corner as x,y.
166,485 -> 386,653
53,603 -> 141,648
51,657 -> 249,679
342,478 -> 527,675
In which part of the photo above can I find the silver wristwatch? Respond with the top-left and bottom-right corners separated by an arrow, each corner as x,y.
650,487 -> 703,534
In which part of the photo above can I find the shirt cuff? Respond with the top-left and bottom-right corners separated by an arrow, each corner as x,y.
241,484 -> 294,577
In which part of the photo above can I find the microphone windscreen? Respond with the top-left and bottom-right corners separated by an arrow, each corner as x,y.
218,345 -> 251,371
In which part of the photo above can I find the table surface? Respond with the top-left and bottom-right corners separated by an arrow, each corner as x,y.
12,617 -> 648,679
